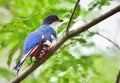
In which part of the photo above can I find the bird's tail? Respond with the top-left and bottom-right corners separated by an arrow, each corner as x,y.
13,60 -> 24,74
13,53 -> 30,74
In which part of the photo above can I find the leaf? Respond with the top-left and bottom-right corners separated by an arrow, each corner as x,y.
78,38 -> 87,44
7,41 -> 23,66
86,32 -> 95,37
0,67 -> 15,80
88,0 -> 112,10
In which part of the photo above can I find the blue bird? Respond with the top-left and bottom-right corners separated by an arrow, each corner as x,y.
14,15 -> 63,73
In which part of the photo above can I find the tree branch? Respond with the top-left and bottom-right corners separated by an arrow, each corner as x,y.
88,31 -> 120,49
10,4 -> 120,83
66,0 -> 80,32
116,70 -> 120,83
96,32 -> 120,49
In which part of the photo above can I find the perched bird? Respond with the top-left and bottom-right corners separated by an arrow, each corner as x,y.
14,15 -> 63,73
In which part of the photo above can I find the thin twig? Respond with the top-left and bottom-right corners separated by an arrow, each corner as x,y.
10,5 -> 120,83
66,0 -> 80,32
116,70 -> 120,83
96,32 -> 120,49
88,31 -> 120,49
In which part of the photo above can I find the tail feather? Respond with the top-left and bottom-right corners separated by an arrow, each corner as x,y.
13,60 -> 24,74
13,54 -> 29,74
13,49 -> 33,74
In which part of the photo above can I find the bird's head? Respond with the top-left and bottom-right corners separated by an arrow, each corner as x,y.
42,15 -> 63,31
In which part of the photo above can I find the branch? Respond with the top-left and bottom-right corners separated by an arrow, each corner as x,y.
96,32 -> 120,49
66,0 -> 80,32
116,70 -> 120,83
68,5 -> 120,37
88,31 -> 120,49
10,4 -> 120,83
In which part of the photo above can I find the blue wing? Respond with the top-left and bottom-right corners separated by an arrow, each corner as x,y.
22,31 -> 43,54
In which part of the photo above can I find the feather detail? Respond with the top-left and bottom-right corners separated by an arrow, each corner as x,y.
31,43 -> 42,57
13,49 -> 33,74
13,44 -> 40,73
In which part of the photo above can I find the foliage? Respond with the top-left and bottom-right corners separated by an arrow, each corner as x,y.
88,0 -> 112,10
0,0 -> 119,83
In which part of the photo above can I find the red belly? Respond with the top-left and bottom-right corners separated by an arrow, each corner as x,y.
31,43 -> 51,58
31,43 -> 42,57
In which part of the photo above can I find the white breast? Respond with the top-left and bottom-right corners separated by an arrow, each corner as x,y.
43,35 -> 57,46
49,21 -> 62,31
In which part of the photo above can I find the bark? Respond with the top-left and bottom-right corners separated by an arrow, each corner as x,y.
116,70 -> 120,83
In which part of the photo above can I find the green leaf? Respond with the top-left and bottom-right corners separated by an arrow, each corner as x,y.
88,0 -> 112,10
86,32 -> 95,37
7,41 -> 23,66
0,67 -> 15,80
78,38 -> 87,44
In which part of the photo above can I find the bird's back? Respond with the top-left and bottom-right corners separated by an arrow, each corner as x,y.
22,25 -> 57,55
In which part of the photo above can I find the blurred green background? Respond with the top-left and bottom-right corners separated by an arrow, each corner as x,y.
0,0 -> 120,83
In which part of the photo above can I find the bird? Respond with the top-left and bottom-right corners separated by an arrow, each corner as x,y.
13,15 -> 63,73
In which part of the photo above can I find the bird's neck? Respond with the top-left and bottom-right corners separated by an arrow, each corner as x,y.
49,25 -> 58,32
49,22 -> 61,31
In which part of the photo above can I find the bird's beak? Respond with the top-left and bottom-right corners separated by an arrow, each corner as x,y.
58,19 -> 63,22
